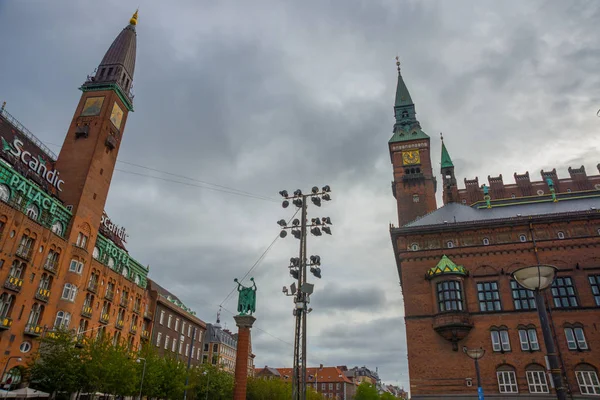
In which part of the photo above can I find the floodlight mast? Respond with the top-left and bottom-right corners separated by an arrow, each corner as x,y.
278,186 -> 332,400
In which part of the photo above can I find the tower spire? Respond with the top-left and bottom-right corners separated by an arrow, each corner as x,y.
440,133 -> 454,168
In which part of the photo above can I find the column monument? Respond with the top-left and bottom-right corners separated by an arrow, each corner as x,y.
233,278 -> 257,400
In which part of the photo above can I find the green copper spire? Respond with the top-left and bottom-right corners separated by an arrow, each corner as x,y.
426,255 -> 468,280
441,135 -> 454,168
389,58 -> 429,144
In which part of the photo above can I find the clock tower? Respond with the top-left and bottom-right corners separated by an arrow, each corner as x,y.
55,11 -> 138,239
389,59 -> 437,226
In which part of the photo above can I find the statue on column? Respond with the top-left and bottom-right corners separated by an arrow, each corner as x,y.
234,277 -> 257,316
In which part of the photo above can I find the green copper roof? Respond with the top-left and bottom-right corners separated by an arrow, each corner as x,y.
441,141 -> 454,168
395,71 -> 413,107
426,255 -> 468,279
389,126 -> 430,143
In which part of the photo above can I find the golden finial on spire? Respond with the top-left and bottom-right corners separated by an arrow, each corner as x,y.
440,132 -> 444,142
395,55 -> 401,72
130,9 -> 138,26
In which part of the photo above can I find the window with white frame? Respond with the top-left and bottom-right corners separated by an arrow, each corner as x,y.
168,314 -> 172,328
51,221 -> 63,235
575,365 -> 600,395
446,240 -> 454,248
526,366 -> 549,393
175,318 -> 179,331
182,321 -> 186,334
172,340 -> 177,352
186,343 -> 190,356
69,259 -> 84,274
565,326 -> 588,350
519,234 -> 527,242
497,366 -> 518,393
557,231 -> 565,239
26,204 -> 39,220
159,310 -> 165,325
589,275 -> 600,306
76,232 -> 88,249
165,335 -> 170,349
482,237 -> 490,246
61,283 -> 77,302
54,311 -> 71,329
491,328 -> 511,352
518,327 -> 540,351
0,184 -> 10,202
156,332 -> 162,347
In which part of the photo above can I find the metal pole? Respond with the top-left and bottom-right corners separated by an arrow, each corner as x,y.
138,358 -> 146,400
534,290 -> 568,400
474,358 -> 484,400
300,195 -> 308,400
204,372 -> 210,400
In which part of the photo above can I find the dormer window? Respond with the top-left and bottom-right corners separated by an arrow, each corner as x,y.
446,241 -> 454,248
557,231 -> 565,239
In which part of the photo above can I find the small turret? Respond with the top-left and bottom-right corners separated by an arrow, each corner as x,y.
440,134 -> 458,204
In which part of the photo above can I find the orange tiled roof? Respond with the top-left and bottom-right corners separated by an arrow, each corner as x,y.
276,367 -> 354,384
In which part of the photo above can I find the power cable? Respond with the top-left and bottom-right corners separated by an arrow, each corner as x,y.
219,207 -> 300,307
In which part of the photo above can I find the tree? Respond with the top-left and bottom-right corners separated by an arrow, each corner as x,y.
189,364 -> 233,400
28,329 -> 84,398
380,392 -> 397,400
354,382 -> 379,400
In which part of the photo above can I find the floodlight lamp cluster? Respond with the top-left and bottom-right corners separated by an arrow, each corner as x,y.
279,185 -> 332,209
310,216 -> 332,236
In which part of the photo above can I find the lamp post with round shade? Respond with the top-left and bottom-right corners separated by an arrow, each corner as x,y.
463,347 -> 485,400
511,265 -> 567,400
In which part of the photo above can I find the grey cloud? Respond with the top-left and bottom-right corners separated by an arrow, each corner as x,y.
317,283 -> 387,312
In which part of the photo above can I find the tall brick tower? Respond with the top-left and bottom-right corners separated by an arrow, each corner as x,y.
55,11 -> 138,237
440,137 -> 459,204
389,59 -> 437,226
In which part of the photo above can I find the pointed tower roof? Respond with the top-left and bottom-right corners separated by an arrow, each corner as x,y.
394,60 -> 414,107
441,136 -> 454,168
389,58 -> 429,144
81,11 -> 138,111
99,12 -> 138,80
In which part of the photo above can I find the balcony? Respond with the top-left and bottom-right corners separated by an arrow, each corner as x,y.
35,288 -> 50,303
0,317 -> 12,330
87,281 -> 98,294
133,305 -> 141,315
24,323 -> 43,337
143,311 -> 153,320
116,319 -> 124,330
105,290 -> 114,301
432,312 -> 474,351
120,298 -> 128,308
15,245 -> 33,261
141,330 -> 150,340
129,325 -> 137,335
4,276 -> 23,292
81,305 -> 93,318
99,313 -> 110,324
43,259 -> 58,274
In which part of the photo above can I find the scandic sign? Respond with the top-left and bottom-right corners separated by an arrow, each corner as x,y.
2,137 -> 65,191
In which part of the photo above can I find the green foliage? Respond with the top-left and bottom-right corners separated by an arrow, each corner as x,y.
189,363 -> 234,400
380,392 -> 397,400
355,382 -> 380,400
246,378 -> 324,400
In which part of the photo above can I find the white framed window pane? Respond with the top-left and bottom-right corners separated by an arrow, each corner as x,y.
519,330 -> 529,351
574,328 -> 588,350
526,370 -> 549,393
528,329 -> 539,350
565,328 -> 577,349
497,371 -> 518,393
491,331 -> 501,352
576,371 -> 600,395
500,330 -> 511,351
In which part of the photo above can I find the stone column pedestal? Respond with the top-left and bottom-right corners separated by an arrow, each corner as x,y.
233,315 -> 256,400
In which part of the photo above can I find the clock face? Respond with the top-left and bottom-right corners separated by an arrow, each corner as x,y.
402,150 -> 421,165
81,97 -> 104,116
110,102 -> 124,130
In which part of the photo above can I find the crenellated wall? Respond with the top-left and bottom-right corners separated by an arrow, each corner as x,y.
457,165 -> 600,205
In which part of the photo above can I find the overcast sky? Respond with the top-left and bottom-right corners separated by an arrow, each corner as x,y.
1,0 -> 599,389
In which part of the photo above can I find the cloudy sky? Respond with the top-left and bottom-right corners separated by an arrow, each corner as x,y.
1,0 -> 599,389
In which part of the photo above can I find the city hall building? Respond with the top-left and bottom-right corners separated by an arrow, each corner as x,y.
388,63 -> 600,398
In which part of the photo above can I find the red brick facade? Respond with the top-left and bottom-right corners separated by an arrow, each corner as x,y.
389,68 -> 600,399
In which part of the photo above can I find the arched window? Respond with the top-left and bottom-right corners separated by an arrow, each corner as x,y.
412,194 -> 419,203
575,364 -> 600,395
51,221 -> 63,236
61,283 -> 77,302
9,260 -> 24,279
564,324 -> 588,350
490,326 -> 511,352
446,241 -> 454,248
518,326 -> 539,351
519,234 -> 527,242
557,231 -> 565,239
54,311 -> 71,329
25,204 -> 39,220
0,185 -> 10,202
482,237 -> 490,246
121,266 -> 129,277
27,303 -> 44,326
0,293 -> 14,318
410,243 -> 419,251
108,257 -> 115,268
135,275 -> 140,285
93,247 -> 100,260
496,365 -> 518,393
526,364 -> 549,393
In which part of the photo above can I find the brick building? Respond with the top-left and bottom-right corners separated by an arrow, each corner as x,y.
388,62 -> 600,398
276,366 -> 357,399
199,319 -> 255,376
146,279 -> 206,364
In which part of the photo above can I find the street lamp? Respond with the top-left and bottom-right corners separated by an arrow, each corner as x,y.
1,356 -> 22,397
463,347 -> 485,400
512,265 -> 567,400
203,371 -> 210,400
136,358 -> 146,400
